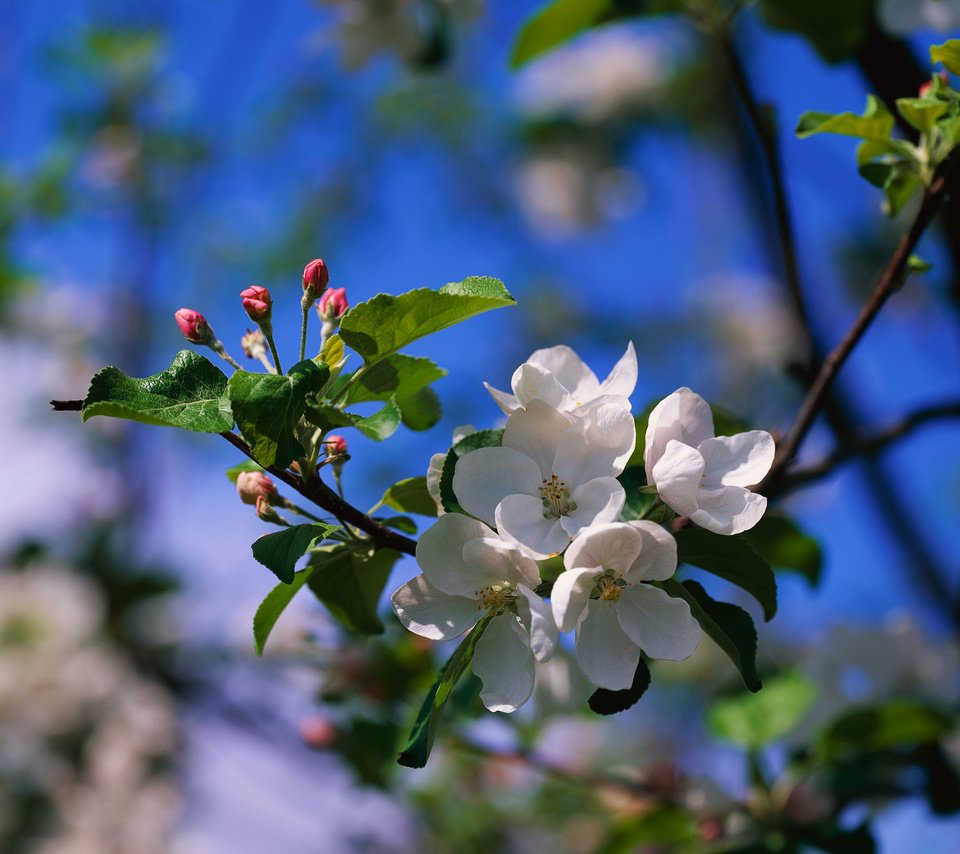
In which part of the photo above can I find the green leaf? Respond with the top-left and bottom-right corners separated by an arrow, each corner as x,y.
510,0 -> 611,68
227,360 -> 330,468
82,350 -> 233,432
744,511 -> 822,586
374,476 -> 438,518
339,277 -> 515,365
398,614 -> 492,768
760,0 -> 873,64
818,700 -> 953,759
796,95 -> 895,141
588,658 -> 651,715
617,467 -> 659,521
339,354 -> 446,405
931,40 -> 960,76
226,460 -> 263,484
896,97 -> 949,134
675,529 -> 777,621
708,671 -> 817,749
438,429 -> 504,514
253,568 -> 313,656
251,523 -> 340,583
307,545 -> 401,635
398,386 -> 442,432
306,397 -> 402,442
907,254 -> 934,275
660,579 -> 761,692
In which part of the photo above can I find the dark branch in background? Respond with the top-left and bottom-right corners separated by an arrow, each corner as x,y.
48,401 -> 418,557
779,401 -> 960,490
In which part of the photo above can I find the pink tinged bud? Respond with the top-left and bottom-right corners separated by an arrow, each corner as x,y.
175,308 -> 212,344
299,715 -> 337,750
920,71 -> 950,98
326,434 -> 348,457
237,470 -> 277,505
241,285 -> 272,321
319,287 -> 348,321
302,258 -> 330,300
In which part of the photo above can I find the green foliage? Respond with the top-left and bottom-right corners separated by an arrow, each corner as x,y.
306,396 -> 403,441
760,0 -> 873,64
398,386 -> 443,431
398,614 -> 493,768
617,466 -> 660,521
601,807 -> 699,852
796,95 -> 895,142
251,523 -> 339,584
818,700 -> 953,759
339,277 -> 515,365
373,476 -> 438,518
227,359 -> 330,468
438,429 -> 505,514
708,671 -> 816,749
253,568 -> 314,656
675,528 -> 777,621
225,460 -> 263,483
931,40 -> 960,76
588,657 -> 651,715
307,545 -> 402,635
338,354 -> 446,405
81,350 -> 233,433
745,511 -> 822,586
661,579 -> 761,692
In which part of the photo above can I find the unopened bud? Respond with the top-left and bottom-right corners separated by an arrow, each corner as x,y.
302,258 -> 330,302
175,308 -> 213,344
241,285 -> 272,322
255,494 -> 288,526
299,715 -> 337,750
237,470 -> 277,505
326,434 -> 348,457
318,287 -> 349,321
241,328 -> 267,359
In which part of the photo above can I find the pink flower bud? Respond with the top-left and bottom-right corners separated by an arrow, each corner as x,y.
326,434 -> 348,457
175,308 -> 212,344
299,715 -> 337,750
319,287 -> 348,321
241,285 -> 272,321
237,470 -> 277,505
302,258 -> 329,300
241,328 -> 266,358
920,71 -> 950,98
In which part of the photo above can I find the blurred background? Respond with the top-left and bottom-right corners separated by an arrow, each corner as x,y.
2,0 -> 960,851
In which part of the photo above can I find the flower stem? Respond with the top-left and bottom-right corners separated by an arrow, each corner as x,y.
264,330 -> 284,376
299,298 -> 310,363
210,340 -> 242,371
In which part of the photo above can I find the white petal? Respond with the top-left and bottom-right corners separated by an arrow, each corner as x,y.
511,363 -> 576,411
615,583 -> 701,661
425,452 -> 446,515
574,603 -> 642,690
556,401 -> 635,482
502,399 -> 570,476
517,584 -> 558,662
453,446 -> 542,527
644,387 -> 715,483
692,487 -> 767,535
562,478 -> 626,539
625,521 -> 678,582
391,575 -> 481,640
416,512 -> 497,594
527,344 -> 598,400
496,493 -> 569,559
461,536 -> 541,590
483,382 -> 520,415
562,522 -> 643,575
597,341 -> 638,400
698,431 -> 775,489
550,565 -> 600,633
651,440 -> 704,517
472,613 -> 536,713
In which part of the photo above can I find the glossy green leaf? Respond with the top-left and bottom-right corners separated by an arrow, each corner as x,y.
227,360 -> 330,468
339,354 -> 446,405
307,545 -> 401,635
398,614 -> 492,768
931,40 -> 960,76
588,657 -> 651,715
744,511 -> 822,586
660,579 -> 761,692
339,277 -> 515,365
398,386 -> 442,432
438,429 -> 504,514
675,529 -> 777,621
251,523 -> 339,583
708,671 -> 816,749
796,95 -> 895,141
306,397 -> 402,442
374,476 -> 438,518
82,350 -> 233,432
253,568 -> 313,656
896,97 -> 949,134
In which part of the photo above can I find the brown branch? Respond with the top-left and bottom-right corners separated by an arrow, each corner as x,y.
50,399 -> 83,411
763,153 -> 960,491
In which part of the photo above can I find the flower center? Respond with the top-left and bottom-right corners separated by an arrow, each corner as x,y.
596,574 -> 623,602
477,582 -> 516,614
538,474 -> 577,519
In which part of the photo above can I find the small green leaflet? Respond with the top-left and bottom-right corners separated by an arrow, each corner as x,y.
398,614 -> 492,768
225,460 -> 263,484
227,359 -> 330,468
796,94 -> 895,142
251,523 -> 339,583
82,350 -> 233,433
307,545 -> 401,635
708,671 -> 817,749
674,528 -> 777,621
931,39 -> 960,76
337,354 -> 446,405
510,0 -> 611,68
438,429 -> 504,514
373,476 -> 438,518
339,277 -> 515,365
660,579 -> 761,692
305,397 -> 402,442
253,568 -> 314,656
398,386 -> 442,432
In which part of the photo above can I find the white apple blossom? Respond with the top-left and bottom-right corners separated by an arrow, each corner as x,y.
452,399 -> 635,559
484,342 -> 637,416
552,522 -> 701,690
644,387 -> 774,535
391,513 -> 557,713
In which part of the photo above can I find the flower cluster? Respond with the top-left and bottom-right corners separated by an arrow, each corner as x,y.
393,345 -> 775,711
